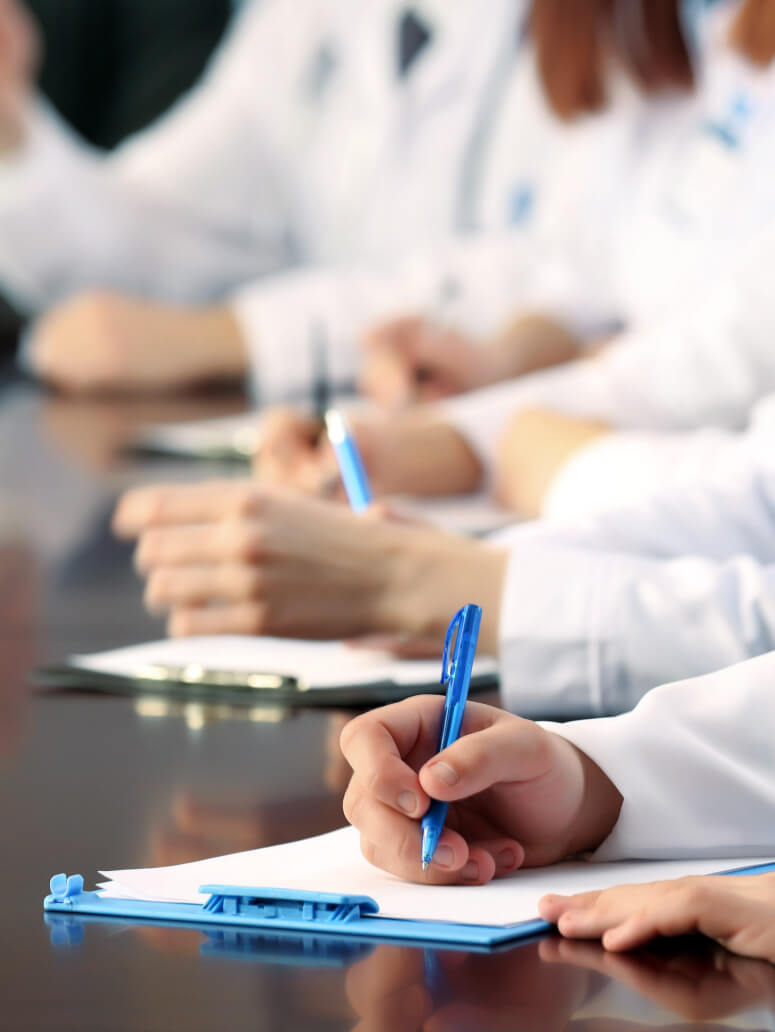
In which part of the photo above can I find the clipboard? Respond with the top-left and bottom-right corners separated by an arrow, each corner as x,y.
32,632 -> 499,708
43,861 -> 775,949
33,663 -> 498,708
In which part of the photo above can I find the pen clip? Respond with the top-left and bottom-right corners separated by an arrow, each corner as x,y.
440,606 -> 465,686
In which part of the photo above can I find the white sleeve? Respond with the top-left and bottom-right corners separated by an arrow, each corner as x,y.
441,222 -> 775,471
545,651 -> 775,861
228,231 -> 619,403
542,426 -> 743,521
0,0 -> 301,312
492,460 -> 775,716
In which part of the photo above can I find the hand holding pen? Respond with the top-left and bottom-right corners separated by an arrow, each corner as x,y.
340,660 -> 623,885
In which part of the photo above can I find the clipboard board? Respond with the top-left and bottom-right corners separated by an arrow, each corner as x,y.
43,861 -> 775,949
32,633 -> 499,708
33,663 -> 498,708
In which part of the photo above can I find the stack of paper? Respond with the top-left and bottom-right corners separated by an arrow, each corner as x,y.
98,826 -> 773,928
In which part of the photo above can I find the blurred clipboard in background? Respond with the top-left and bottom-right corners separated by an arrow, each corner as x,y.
34,635 -> 498,707
130,413 -> 262,463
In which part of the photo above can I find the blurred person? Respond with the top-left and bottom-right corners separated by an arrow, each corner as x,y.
251,0 -> 775,515
114,423 -> 775,717
0,0 -> 233,364
337,652 -> 775,964
257,126 -> 775,515
0,0 -> 719,397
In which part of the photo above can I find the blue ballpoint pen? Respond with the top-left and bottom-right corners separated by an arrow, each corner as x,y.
324,409 -> 373,513
421,603 -> 482,870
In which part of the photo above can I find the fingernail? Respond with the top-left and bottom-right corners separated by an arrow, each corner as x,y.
496,848 -> 517,872
432,845 -> 454,869
428,761 -> 458,786
397,791 -> 417,814
461,860 -> 479,881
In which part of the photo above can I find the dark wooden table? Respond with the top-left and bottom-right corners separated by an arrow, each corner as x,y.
2,377 -> 774,1031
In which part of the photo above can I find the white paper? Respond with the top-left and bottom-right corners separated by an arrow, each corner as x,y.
133,414 -> 262,459
99,826 -> 774,928
71,635 -> 498,691
390,494 -> 514,536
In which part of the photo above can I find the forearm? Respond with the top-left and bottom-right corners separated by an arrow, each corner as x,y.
485,313 -> 583,383
494,408 -> 611,517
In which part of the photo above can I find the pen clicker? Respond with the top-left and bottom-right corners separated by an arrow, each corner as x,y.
421,603 -> 482,870
324,409 -> 373,513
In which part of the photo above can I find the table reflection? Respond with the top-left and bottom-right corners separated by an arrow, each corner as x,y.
41,392 -> 249,473
148,788 -> 348,867
0,541 -> 40,757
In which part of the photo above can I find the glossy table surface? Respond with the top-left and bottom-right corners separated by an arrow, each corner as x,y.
2,377 -> 775,1031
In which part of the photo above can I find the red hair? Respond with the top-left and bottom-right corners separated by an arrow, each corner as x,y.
530,0 -> 774,122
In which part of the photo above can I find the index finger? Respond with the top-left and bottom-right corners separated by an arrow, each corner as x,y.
113,480 -> 260,537
339,697 -> 448,818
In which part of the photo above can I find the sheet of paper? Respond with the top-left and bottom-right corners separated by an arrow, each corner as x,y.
71,635 -> 498,690
99,826 -> 774,928
133,413 -> 261,459
390,494 -> 515,536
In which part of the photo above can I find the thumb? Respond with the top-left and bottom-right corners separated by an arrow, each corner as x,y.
418,717 -> 553,800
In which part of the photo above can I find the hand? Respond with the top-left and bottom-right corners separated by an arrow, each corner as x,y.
359,315 -> 487,407
112,479 -> 506,647
29,291 -> 247,395
359,312 -> 582,409
494,407 -> 610,517
255,405 -> 483,498
538,872 -> 775,963
0,0 -> 38,155
339,695 -> 622,885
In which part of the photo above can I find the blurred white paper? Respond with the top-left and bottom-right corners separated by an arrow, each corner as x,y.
99,825 -> 773,928
133,413 -> 261,460
70,635 -> 498,691
391,493 -> 514,536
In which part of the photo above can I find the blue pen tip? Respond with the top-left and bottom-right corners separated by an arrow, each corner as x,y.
421,824 -> 442,870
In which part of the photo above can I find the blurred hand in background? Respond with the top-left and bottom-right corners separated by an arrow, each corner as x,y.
30,291 -> 247,394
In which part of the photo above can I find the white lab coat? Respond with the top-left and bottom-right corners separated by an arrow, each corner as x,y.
546,650 -> 775,861
0,0 -> 689,399
492,416 -> 775,718
444,213 -> 775,504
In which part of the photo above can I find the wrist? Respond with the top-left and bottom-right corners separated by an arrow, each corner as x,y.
554,736 -> 623,855
378,411 -> 483,496
487,314 -> 582,381
377,526 -> 507,653
189,306 -> 248,380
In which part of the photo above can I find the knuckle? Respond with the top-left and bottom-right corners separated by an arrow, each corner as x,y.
135,534 -> 157,571
231,488 -> 262,520
243,602 -> 268,636
363,766 -> 394,806
230,523 -> 264,563
676,877 -> 709,908
342,783 -> 362,827
338,715 -> 362,759
144,570 -> 168,604
359,836 -> 380,868
239,566 -> 265,601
